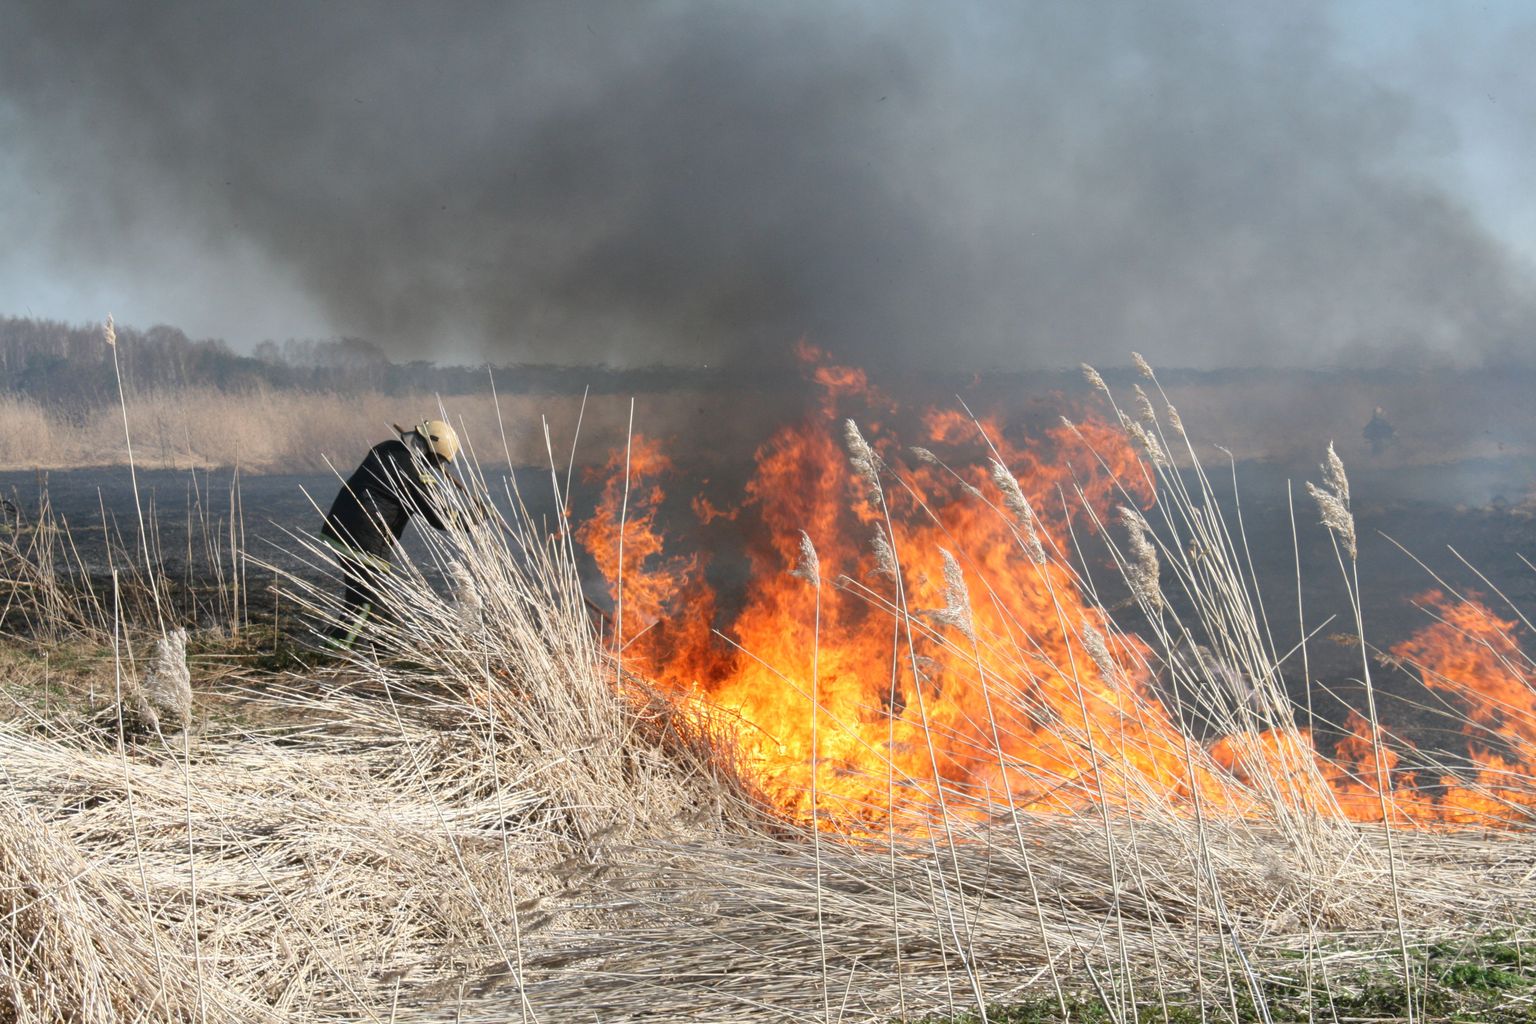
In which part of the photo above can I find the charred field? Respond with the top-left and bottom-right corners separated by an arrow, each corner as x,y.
9,358 -> 1536,1022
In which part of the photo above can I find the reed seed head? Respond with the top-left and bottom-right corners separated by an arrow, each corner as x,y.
790,530 -> 821,588
843,419 -> 883,503
989,458 -> 1046,565
1121,505 -> 1164,610
1081,363 -> 1108,395
1307,442 -> 1356,559
1132,384 -> 1157,428
908,446 -> 938,465
1119,412 -> 1169,469
928,547 -> 975,641
870,525 -> 898,580
1082,620 -> 1124,688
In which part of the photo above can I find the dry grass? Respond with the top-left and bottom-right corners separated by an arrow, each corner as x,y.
4,663 -> 1529,1021
4,367 -> 1536,1021
0,386 -> 771,473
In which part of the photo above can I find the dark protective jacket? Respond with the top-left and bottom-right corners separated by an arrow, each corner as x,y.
321,439 -> 450,558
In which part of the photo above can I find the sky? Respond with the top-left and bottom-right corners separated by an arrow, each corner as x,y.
2,1 -> 1535,371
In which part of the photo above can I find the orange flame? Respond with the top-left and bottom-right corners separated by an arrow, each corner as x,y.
582,352 -> 1228,829
1387,591 -> 1536,824
580,357 -> 1536,831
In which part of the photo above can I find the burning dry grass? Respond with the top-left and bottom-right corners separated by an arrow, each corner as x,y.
7,360 -> 1536,1020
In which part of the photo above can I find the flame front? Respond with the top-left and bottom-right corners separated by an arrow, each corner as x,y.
1388,591 -> 1536,824
579,354 -> 1536,830
580,352 -> 1229,829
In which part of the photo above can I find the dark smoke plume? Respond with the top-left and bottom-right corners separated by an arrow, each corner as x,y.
2,1 -> 1533,368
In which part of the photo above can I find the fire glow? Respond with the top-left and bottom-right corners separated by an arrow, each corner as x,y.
579,350 -> 1536,831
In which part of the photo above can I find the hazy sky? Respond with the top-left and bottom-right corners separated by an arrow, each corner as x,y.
2,1 -> 1535,370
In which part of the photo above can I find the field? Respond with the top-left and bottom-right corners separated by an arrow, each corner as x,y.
6,354 -> 1536,1021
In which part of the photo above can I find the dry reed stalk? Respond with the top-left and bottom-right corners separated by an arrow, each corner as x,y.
1310,441 -> 1416,1019
104,316 -> 165,635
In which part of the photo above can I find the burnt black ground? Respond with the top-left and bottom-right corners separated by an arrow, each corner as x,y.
5,454 -> 1536,768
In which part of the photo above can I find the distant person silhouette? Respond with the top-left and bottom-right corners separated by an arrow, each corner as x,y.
1363,406 -> 1395,456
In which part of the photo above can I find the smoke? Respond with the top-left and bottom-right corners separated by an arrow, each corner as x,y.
2,1 -> 1533,369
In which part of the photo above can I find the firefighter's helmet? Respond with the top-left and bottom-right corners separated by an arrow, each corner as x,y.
414,419 -> 460,464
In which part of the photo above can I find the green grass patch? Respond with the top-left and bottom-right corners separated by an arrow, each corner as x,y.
934,933 -> 1536,1023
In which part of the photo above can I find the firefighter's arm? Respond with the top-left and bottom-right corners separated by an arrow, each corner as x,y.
392,443 -> 487,531
409,468 -> 454,531
443,472 -> 493,528
410,465 -> 490,531
387,445 -> 452,531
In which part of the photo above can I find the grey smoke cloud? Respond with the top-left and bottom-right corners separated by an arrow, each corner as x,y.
1,1 -> 1532,369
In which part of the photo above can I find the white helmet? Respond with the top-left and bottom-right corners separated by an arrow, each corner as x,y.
414,419 -> 460,464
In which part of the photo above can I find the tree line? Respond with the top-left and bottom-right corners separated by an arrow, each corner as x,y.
0,316 -> 744,413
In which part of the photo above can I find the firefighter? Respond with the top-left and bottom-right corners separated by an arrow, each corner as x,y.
320,419 -> 464,649
1363,406 -> 1394,456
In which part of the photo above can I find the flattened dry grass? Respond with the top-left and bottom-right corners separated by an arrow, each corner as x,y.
8,673 -> 1531,1023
